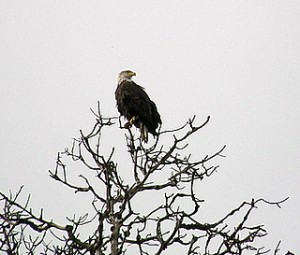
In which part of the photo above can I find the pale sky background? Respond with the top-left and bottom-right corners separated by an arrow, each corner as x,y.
1,1 -> 299,253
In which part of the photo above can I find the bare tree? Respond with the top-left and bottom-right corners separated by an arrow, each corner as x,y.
0,103 -> 288,255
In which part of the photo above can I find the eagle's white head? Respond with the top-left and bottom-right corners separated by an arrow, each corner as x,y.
118,70 -> 136,84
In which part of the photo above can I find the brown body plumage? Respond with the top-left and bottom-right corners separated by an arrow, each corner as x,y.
115,70 -> 161,142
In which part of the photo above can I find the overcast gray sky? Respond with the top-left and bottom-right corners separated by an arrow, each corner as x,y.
1,1 -> 299,253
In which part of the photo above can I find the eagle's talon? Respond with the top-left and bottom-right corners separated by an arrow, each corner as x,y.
129,116 -> 136,125
124,122 -> 132,129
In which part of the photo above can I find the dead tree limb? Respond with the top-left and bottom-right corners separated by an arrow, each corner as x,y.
0,103 -> 288,254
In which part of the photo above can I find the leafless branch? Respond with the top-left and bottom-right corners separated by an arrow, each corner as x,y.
0,103 -> 288,254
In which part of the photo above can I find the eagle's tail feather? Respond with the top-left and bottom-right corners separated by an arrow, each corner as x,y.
140,124 -> 148,143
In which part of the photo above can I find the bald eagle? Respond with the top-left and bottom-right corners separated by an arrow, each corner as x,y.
115,70 -> 161,142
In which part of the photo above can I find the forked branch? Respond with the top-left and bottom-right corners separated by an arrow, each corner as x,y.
0,103 -> 288,255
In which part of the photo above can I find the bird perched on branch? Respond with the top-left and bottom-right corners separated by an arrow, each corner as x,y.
115,70 -> 161,143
